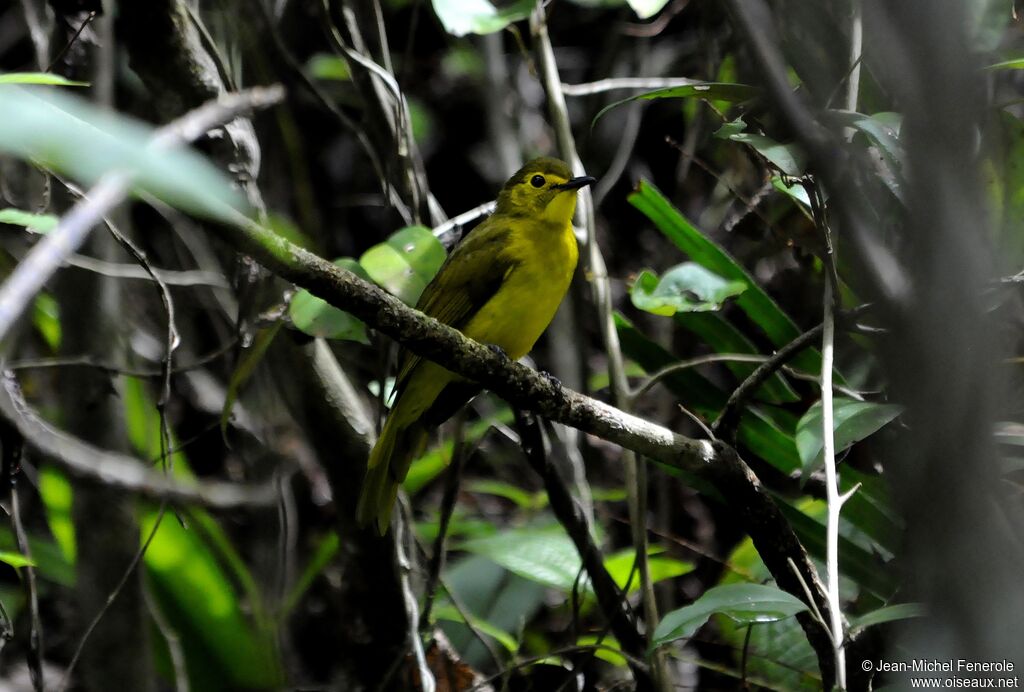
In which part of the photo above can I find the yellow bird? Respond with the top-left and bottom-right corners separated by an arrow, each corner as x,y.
357,157 -> 595,532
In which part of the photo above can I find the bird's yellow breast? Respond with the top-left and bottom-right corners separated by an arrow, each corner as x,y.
462,218 -> 578,359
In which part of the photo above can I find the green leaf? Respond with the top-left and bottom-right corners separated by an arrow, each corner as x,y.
594,83 -> 758,128
987,58 -> 1024,70
306,54 -> 351,81
280,532 -> 340,619
404,406 -> 514,493
441,554 -> 544,668
728,133 -> 805,176
603,548 -> 693,593
221,323 -> 284,438
458,523 -> 586,592
850,603 -> 927,632
628,180 -> 818,373
0,72 -> 88,86
0,207 -> 59,233
629,263 -> 746,316
0,550 -> 35,569
32,293 -> 61,351
433,604 -> 519,652
0,86 -> 249,223
626,0 -> 670,19
39,466 -> 76,563
795,398 -> 903,477
289,258 -> 371,342
674,312 -> 798,404
430,0 -> 534,36
576,635 -> 627,667
652,583 -> 808,648
359,225 -> 447,305
466,479 -> 545,510
777,498 -> 896,599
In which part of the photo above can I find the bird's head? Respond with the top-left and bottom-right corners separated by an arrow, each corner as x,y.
495,157 -> 596,225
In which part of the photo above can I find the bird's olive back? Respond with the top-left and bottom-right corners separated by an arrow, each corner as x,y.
495,157 -> 574,216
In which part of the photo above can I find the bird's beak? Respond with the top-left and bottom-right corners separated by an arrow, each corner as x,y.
554,175 -> 596,191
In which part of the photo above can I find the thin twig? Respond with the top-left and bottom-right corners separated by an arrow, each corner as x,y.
58,504 -> 169,692
0,85 -> 284,344
11,487 -> 42,692
395,508 -> 434,692
560,77 -> 700,96
514,409 -> 649,685
530,5 -> 667,689
419,415 -> 467,632
0,372 -> 275,509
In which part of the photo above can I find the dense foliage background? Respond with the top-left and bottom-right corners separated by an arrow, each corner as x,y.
0,0 -> 1022,690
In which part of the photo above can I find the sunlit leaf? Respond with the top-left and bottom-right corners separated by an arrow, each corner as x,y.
466,479 -> 545,510
431,0 -> 534,36
850,603 -> 927,632
0,86 -> 249,222
32,293 -> 61,351
728,133 -> 805,176
289,258 -> 371,342
0,72 -> 88,86
577,635 -> 626,667
593,83 -> 758,128
433,604 -> 519,652
0,207 -> 59,233
360,225 -> 446,305
0,550 -> 35,569
630,263 -> 746,316
306,54 -> 351,81
626,0 -> 670,20
603,548 -> 693,593
652,583 -> 808,648
795,397 -> 903,477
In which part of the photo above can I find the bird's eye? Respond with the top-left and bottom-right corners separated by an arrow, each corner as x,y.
530,175 -> 546,188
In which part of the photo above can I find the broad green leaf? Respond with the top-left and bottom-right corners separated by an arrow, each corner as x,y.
739,406 -> 802,474
0,207 -> 59,232
0,550 -> 34,568
715,537 -> 821,689
458,523 -> 585,592
603,548 -> 693,593
442,554 -> 545,668
466,479 -> 545,510
652,583 -> 808,648
795,398 -> 902,477
630,263 -> 746,316
626,0 -> 670,19
289,258 -> 371,342
777,498 -> 896,599
850,603 -> 927,632
728,133 -> 805,176
674,312 -> 798,404
431,0 -> 534,36
594,83 -> 758,128
628,180 -> 819,373
0,72 -> 87,86
360,225 -> 447,305
615,311 -> 726,414
0,86 -> 249,222
576,635 -> 626,667
306,54 -> 351,81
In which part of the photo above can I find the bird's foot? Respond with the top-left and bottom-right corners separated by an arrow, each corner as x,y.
486,344 -> 510,361
539,370 -> 562,389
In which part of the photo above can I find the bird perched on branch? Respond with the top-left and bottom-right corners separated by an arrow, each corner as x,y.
357,157 -> 595,533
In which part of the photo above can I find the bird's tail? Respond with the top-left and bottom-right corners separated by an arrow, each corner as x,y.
356,410 -> 429,534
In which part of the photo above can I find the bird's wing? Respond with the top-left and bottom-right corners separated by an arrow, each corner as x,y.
392,219 -> 517,396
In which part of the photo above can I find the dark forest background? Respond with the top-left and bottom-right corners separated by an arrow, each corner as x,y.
0,0 -> 1022,690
